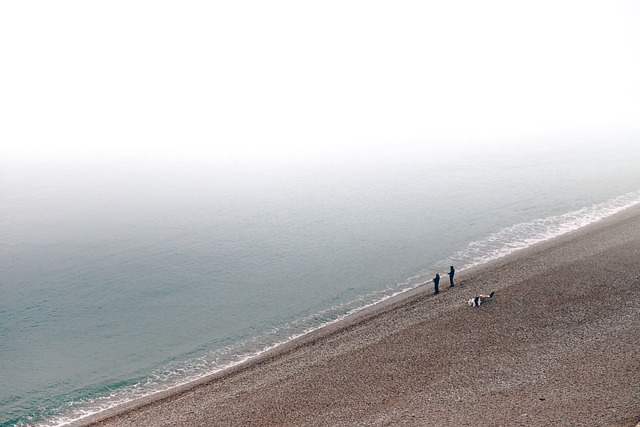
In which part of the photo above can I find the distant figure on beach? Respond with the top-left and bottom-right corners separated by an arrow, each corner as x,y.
448,266 -> 455,288
433,273 -> 440,295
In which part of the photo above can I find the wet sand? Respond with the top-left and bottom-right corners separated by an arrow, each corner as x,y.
80,204 -> 640,427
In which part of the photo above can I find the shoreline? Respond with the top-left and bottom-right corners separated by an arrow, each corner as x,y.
77,203 -> 640,426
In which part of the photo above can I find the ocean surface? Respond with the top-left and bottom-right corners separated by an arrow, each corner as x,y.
2,135 -> 640,426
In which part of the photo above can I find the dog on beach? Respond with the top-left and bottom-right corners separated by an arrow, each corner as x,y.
468,291 -> 495,307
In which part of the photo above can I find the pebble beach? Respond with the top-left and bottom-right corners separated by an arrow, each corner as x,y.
80,204 -> 640,427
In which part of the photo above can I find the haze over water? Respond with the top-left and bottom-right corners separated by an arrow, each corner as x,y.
2,1 -> 640,425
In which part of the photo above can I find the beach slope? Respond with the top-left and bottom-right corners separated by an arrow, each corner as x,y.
83,205 -> 640,426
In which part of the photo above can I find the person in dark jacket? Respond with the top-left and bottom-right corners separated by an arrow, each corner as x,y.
448,265 -> 455,288
433,273 -> 440,295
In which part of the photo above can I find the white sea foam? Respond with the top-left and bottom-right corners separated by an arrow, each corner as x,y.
450,190 -> 640,270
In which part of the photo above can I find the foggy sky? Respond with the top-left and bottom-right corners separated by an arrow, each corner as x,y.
2,0 -> 639,162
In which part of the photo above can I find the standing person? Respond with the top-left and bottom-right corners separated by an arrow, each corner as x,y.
448,266 -> 455,288
433,273 -> 440,295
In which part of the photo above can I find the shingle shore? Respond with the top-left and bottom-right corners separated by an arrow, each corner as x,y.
80,204 -> 640,427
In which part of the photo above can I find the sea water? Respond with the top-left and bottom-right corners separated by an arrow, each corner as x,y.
2,135 -> 640,426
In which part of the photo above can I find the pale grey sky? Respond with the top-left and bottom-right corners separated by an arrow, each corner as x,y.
2,1 -> 639,161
